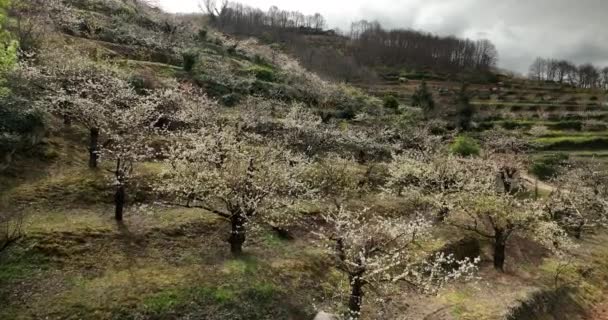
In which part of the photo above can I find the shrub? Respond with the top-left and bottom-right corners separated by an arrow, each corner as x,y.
129,70 -> 161,94
197,29 -> 208,41
478,122 -> 495,131
253,54 -> 270,66
428,119 -> 450,135
500,120 -> 531,130
336,105 -> 357,120
245,65 -> 276,82
530,153 -> 569,181
182,51 -> 198,72
449,135 -> 481,157
0,101 -> 46,159
227,45 -> 237,55
456,85 -> 475,131
412,81 -> 435,117
221,93 -> 242,107
545,105 -> 559,111
528,125 -> 550,137
199,78 -> 233,97
582,120 -> 608,132
383,95 -> 399,110
565,106 -> 578,112
478,93 -> 491,100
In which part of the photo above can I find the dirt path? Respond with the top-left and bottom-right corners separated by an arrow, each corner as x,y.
589,301 -> 608,320
521,174 -> 558,194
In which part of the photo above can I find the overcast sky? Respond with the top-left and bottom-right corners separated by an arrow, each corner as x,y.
158,0 -> 608,74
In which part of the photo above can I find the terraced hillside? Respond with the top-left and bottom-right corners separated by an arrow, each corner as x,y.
359,77 -> 608,160
2,1 -> 608,320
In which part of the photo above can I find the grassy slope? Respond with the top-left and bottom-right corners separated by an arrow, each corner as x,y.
2,1 -> 608,320
0,134 -> 335,320
365,77 -> 608,156
3,125 -> 608,320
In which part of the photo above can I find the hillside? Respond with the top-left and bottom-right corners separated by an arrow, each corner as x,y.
356,77 -> 608,174
1,1 -> 608,320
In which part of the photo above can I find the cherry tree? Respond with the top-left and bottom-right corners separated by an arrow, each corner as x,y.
385,154 -> 477,221
99,94 -> 161,221
446,159 -> 572,272
305,154 -> 364,208
547,161 -> 608,239
316,206 -> 478,319
451,194 -> 543,271
159,124 -> 311,255
481,130 -> 531,194
149,82 -> 219,129
35,57 -> 139,168
385,150 -> 570,272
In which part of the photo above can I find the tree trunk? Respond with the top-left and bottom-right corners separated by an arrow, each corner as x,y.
63,114 -> 72,126
114,185 -> 125,221
437,206 -> 449,222
493,231 -> 506,271
348,273 -> 364,319
88,127 -> 99,169
229,213 -> 246,255
574,221 -> 584,240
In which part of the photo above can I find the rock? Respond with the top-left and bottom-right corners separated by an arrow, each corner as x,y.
314,311 -> 335,320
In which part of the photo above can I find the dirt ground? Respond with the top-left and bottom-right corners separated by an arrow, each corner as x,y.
589,301 -> 608,320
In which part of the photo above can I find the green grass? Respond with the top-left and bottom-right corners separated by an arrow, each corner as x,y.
140,282 -> 282,318
261,231 -> 289,248
0,247 -> 49,283
142,289 -> 182,313
537,131 -> 608,138
0,205 -> 329,319
244,65 -> 277,82
534,136 -> 608,150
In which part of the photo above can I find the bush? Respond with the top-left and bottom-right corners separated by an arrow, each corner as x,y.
456,84 -> 474,130
221,93 -> 242,107
129,70 -> 161,94
500,120 -> 532,130
0,101 -> 46,157
227,45 -> 237,55
245,65 -> 276,82
582,120 -> 608,132
530,153 -> 569,181
412,81 -> 435,116
182,51 -> 198,72
383,95 -> 399,110
449,135 -> 481,157
197,29 -> 208,41
195,76 -> 233,97
510,105 -> 523,112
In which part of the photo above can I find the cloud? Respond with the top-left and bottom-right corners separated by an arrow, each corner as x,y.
158,0 -> 608,73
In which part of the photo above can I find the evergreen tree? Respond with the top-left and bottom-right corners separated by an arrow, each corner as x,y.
456,83 -> 475,131
412,81 -> 435,117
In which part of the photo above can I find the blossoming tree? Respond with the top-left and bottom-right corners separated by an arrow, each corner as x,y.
547,160 -> 608,239
159,124 -> 311,255
316,206 -> 478,319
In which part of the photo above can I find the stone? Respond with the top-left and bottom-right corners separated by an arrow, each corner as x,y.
314,311 -> 335,320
